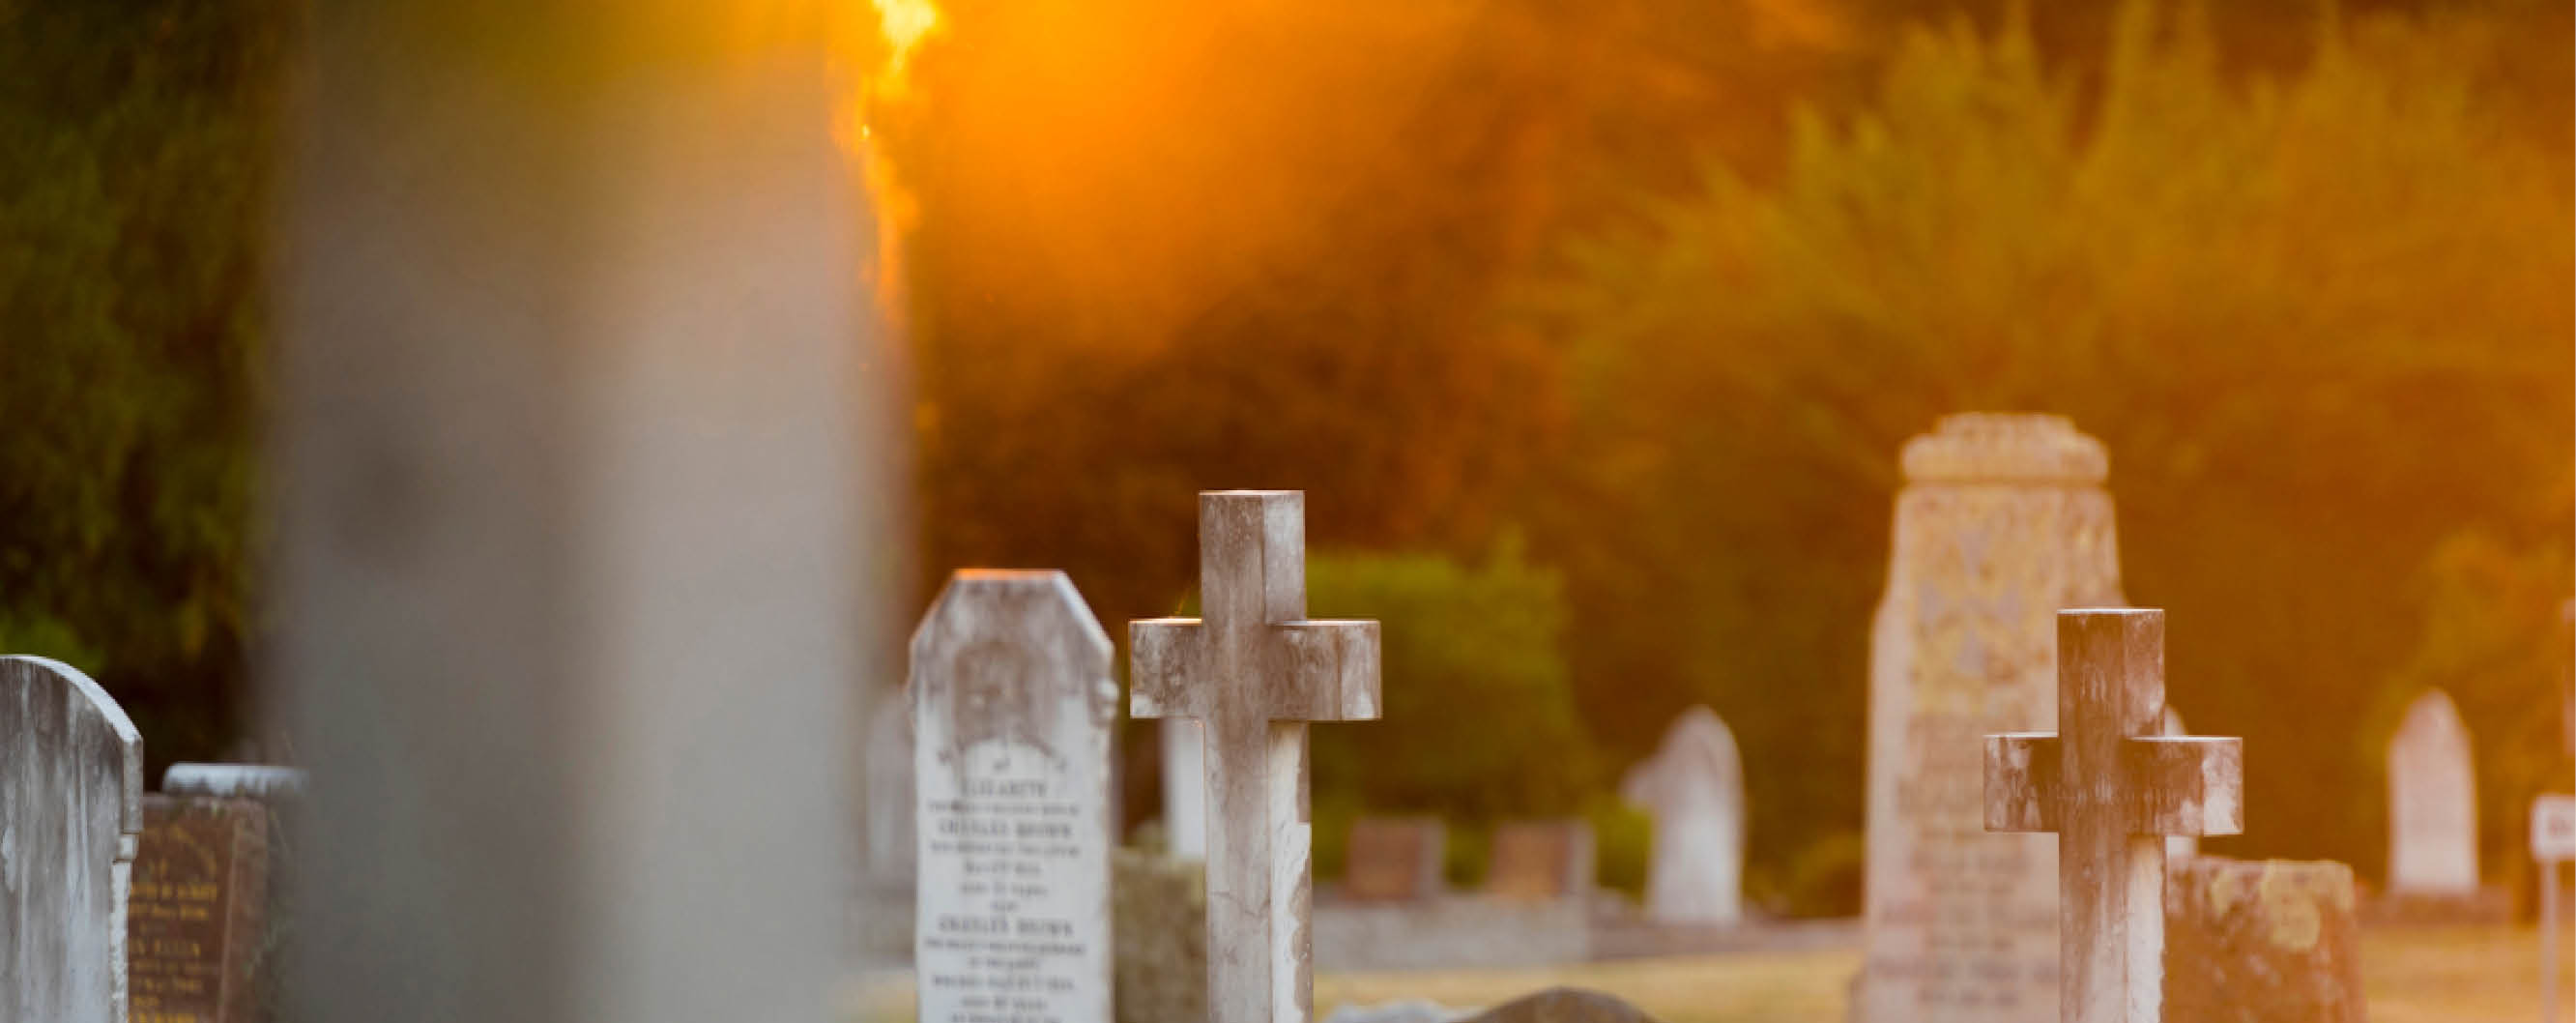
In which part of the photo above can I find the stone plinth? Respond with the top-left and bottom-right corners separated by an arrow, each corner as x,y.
1859,414 -> 2123,1023
2164,857 -> 2366,1023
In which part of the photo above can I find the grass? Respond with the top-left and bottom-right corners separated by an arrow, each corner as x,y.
846,923 -> 2564,1022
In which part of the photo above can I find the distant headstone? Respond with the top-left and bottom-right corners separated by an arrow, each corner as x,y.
912,570 -> 1118,1023
1130,490 -> 1382,1023
1461,987 -> 1662,1023
1860,414 -> 2124,1023
162,764 -> 306,802
0,656 -> 144,1023
2162,857 -> 2365,1023
1162,720 -> 1208,860
1484,821 -> 1594,903
1323,1000 -> 1472,1023
1342,818 -> 1446,902
2533,795 -> 2576,1023
1618,707 -> 1744,924
130,796 -> 274,1023
1983,609 -> 2244,1023
2386,688 -> 2478,893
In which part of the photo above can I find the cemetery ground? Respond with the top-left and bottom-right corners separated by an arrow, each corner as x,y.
844,921 -> 2551,1023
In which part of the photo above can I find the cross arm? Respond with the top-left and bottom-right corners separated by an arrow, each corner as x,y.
1983,732 -> 2243,837
1265,619 -> 1381,721
1129,618 -> 1206,719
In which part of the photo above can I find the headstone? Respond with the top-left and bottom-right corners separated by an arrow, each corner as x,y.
2386,688 -> 2478,893
1342,818 -> 1445,902
1484,821 -> 1594,902
1860,414 -> 2124,1023
2161,857 -> 2364,1023
1984,608 -> 2244,1023
1162,719 -> 1209,860
1114,848 -> 1207,1023
912,570 -> 1118,1023
1131,490 -> 1383,1023
274,10 -> 877,1019
1617,706 -> 1744,924
0,656 -> 144,1023
162,764 -> 306,801
130,796 -> 274,1023
1461,988 -> 1663,1023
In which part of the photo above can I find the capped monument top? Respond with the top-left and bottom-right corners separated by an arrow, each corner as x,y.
1900,413 -> 2108,484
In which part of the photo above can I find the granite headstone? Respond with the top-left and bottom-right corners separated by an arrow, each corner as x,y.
1485,821 -> 1593,903
129,796 -> 273,1023
1859,414 -> 2124,1023
1342,818 -> 1445,902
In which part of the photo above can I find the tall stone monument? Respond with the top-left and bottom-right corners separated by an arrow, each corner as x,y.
1860,414 -> 2124,1023
1618,706 -> 1745,924
2386,688 -> 2478,893
0,656 -> 144,1023
912,570 -> 1117,1023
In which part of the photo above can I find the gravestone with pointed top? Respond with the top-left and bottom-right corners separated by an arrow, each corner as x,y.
1619,706 -> 1745,924
1,656 -> 144,1023
1131,490 -> 1382,1023
912,570 -> 1118,1023
1984,609 -> 2243,1023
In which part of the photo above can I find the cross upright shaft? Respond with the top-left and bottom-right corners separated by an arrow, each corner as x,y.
1985,609 -> 2243,1023
1131,491 -> 1380,1023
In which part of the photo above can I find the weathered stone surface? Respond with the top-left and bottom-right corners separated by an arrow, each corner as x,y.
2387,688 -> 2478,893
1114,847 -> 1207,1023
1860,414 -> 2123,1023
1343,818 -> 1445,902
913,570 -> 1118,1023
1461,987 -> 1663,1023
2164,857 -> 2366,1023
1618,707 -> 1744,924
161,765 -> 306,802
1983,609 -> 2243,1023
1322,999 -> 1472,1023
130,796 -> 273,1023
1129,490 -> 1383,1023
1,656 -> 144,1023
1485,821 -> 1594,902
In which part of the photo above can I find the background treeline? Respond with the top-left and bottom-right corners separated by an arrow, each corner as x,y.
3,0 -> 2567,918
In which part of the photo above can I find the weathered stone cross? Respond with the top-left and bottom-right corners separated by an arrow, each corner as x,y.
1985,608 -> 2243,1023
1131,490 -> 1381,1023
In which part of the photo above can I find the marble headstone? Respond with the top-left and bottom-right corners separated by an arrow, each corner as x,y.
1618,706 -> 1745,924
1,656 -> 144,1023
162,764 -> 306,802
1160,719 -> 1208,860
1859,414 -> 2124,1023
1485,820 -> 1594,902
2386,688 -> 2478,893
912,570 -> 1117,1023
1343,818 -> 1446,902
130,796 -> 274,1023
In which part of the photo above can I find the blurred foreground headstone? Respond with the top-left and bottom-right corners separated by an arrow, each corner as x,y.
0,656 -> 143,1023
1858,414 -> 2124,1023
273,6 -> 881,1021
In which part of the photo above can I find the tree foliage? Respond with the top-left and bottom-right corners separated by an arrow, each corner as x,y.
0,1 -> 291,766
1534,3 -> 2570,882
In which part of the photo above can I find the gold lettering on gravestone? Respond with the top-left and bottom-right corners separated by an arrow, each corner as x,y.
128,797 -> 270,1023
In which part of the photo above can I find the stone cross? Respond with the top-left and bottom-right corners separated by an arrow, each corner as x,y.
1984,609 -> 2243,1023
1131,490 -> 1381,1023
